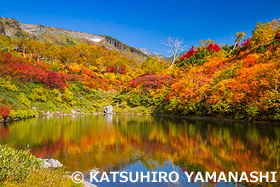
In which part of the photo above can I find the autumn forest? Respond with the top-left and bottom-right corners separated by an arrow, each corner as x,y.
0,19 -> 280,122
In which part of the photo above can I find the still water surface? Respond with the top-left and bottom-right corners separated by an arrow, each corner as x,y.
0,115 -> 279,186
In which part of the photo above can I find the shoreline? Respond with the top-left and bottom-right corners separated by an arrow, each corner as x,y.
0,112 -> 104,123
113,112 -> 280,125
1,110 -> 280,125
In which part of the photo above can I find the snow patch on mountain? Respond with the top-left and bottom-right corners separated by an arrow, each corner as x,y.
91,38 -> 103,42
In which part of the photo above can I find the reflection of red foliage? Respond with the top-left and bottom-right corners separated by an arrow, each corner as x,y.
0,106 -> 10,119
31,139 -> 63,158
0,126 -> 9,138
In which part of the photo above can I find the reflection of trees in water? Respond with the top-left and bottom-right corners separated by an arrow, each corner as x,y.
0,115 -> 280,184
112,116 -> 280,185
31,139 -> 63,158
0,125 -> 9,138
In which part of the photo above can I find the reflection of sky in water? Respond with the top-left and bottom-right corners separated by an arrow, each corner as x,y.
86,161 -> 238,187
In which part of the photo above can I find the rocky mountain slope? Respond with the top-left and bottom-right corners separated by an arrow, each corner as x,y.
139,48 -> 168,60
0,17 -> 147,59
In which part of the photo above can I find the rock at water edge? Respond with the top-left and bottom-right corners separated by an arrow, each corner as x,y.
104,105 -> 113,114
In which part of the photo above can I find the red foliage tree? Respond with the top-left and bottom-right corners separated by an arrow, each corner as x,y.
206,44 -> 221,52
0,52 -> 66,90
180,46 -> 199,62
127,74 -> 175,92
0,106 -> 10,119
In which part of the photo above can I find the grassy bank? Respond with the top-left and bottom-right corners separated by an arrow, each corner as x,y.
0,145 -> 80,187
0,74 -> 154,122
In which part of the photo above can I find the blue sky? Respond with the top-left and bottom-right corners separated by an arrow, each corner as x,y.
1,0 -> 279,56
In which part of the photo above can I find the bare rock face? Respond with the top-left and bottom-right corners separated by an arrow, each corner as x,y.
105,37 -> 147,57
104,105 -> 113,114
0,16 -> 148,58
0,20 -> 5,35
139,48 -> 168,60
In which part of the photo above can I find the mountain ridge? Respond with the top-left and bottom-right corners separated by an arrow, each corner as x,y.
0,16 -> 148,59
138,48 -> 169,60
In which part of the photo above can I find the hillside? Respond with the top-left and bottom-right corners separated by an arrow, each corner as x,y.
0,17 -> 148,62
173,43 -> 227,61
0,18 -> 280,122
139,48 -> 169,60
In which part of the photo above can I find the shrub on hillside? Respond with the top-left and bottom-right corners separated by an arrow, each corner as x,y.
0,106 -> 10,119
0,145 -> 40,183
16,94 -> 31,108
9,109 -> 38,119
127,74 -> 174,92
178,44 -> 221,67
232,37 -> 252,56
257,32 -> 280,53
0,78 -> 19,91
0,145 -> 80,186
0,52 -> 66,90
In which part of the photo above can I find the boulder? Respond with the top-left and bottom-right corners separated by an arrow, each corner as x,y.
42,161 -> 52,168
43,111 -> 53,116
104,105 -> 113,114
71,109 -> 77,114
47,159 -> 63,167
38,158 -> 63,168
38,158 -> 51,168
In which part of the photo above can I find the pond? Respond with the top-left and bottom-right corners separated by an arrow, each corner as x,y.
0,115 -> 279,186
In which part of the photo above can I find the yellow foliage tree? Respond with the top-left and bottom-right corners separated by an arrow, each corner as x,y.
251,21 -> 276,45
233,32 -> 246,50
197,39 -> 215,50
